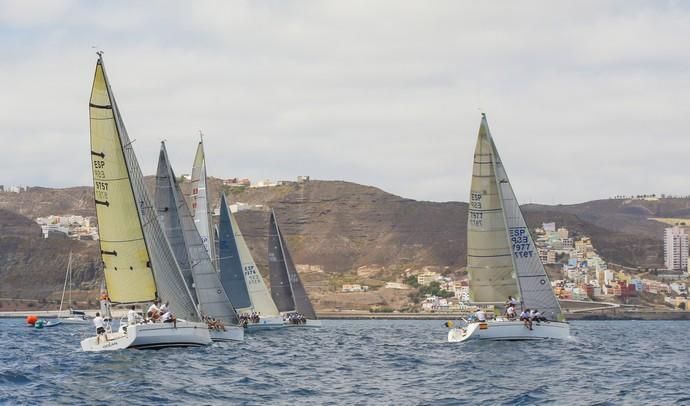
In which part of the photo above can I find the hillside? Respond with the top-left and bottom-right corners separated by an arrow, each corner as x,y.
0,181 -> 684,302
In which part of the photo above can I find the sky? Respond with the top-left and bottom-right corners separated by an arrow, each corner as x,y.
0,1 -> 689,204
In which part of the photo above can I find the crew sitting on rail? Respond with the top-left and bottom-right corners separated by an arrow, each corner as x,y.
532,309 -> 547,323
520,309 -> 533,330
160,309 -> 177,328
147,300 -> 161,322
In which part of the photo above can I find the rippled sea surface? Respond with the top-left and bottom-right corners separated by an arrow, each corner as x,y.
1,319 -> 689,405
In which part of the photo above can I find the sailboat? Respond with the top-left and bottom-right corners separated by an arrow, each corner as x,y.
217,195 -> 285,329
268,210 -> 321,327
155,142 -> 243,342
57,251 -> 89,324
447,114 -> 569,342
80,54 -> 211,351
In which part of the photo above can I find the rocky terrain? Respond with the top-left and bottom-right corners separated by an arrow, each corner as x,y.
0,180 -> 685,310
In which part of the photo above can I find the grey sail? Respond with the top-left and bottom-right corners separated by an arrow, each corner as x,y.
155,143 -> 238,324
217,194 -> 252,310
489,119 -> 563,320
466,116 -> 519,303
154,145 -> 197,304
95,55 -> 200,322
269,210 -> 316,319
268,210 -> 296,313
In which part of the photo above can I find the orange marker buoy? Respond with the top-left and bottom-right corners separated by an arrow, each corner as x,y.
26,315 -> 38,325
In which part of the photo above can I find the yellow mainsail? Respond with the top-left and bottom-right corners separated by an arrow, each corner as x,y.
89,58 -> 156,303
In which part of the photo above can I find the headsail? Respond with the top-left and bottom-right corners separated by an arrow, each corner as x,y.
269,210 -> 317,319
191,139 -> 216,266
230,210 -> 280,316
489,119 -> 562,319
466,115 -> 519,303
89,55 -> 199,321
217,194 -> 252,310
155,143 -> 238,324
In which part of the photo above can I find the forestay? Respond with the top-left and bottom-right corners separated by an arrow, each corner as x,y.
155,143 -> 238,324
90,55 -> 200,321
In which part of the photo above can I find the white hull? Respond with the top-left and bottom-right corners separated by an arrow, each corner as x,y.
448,320 -> 570,342
284,319 -> 322,328
58,317 -> 90,325
210,326 -> 244,342
80,321 -> 211,352
245,316 -> 285,330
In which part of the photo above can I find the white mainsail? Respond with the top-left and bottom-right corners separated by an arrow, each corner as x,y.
466,115 -> 519,303
190,139 -> 216,267
229,211 -> 280,316
468,114 -> 562,320
89,54 -> 200,321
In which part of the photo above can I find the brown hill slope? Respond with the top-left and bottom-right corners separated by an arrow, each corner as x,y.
0,181 -> 681,299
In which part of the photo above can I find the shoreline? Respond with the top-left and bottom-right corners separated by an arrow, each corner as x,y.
2,310 -> 689,321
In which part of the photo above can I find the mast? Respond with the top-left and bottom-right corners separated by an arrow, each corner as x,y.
58,252 -> 72,318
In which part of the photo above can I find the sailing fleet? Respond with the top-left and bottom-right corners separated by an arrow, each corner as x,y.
80,54 -> 318,352
74,54 -> 568,351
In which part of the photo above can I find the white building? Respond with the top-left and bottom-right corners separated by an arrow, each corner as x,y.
664,226 -> 689,272
342,284 -> 368,292
384,282 -> 410,290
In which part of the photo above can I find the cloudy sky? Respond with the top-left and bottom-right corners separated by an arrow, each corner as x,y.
1,1 -> 689,204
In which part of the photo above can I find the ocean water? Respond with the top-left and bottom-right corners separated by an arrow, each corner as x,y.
0,319 -> 688,405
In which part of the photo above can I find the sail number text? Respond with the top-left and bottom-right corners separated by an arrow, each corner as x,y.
244,265 -> 262,285
469,211 -> 483,227
93,160 -> 106,179
510,228 -> 534,258
470,192 -> 482,209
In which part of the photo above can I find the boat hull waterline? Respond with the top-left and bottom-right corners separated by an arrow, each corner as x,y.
80,322 -> 212,351
209,326 -> 244,342
448,320 -> 570,342
284,319 -> 322,328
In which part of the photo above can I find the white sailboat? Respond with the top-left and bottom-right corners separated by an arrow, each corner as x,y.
80,54 -> 211,351
268,210 -> 321,327
448,114 -> 569,342
57,251 -> 90,324
217,195 -> 284,330
155,142 -> 243,342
